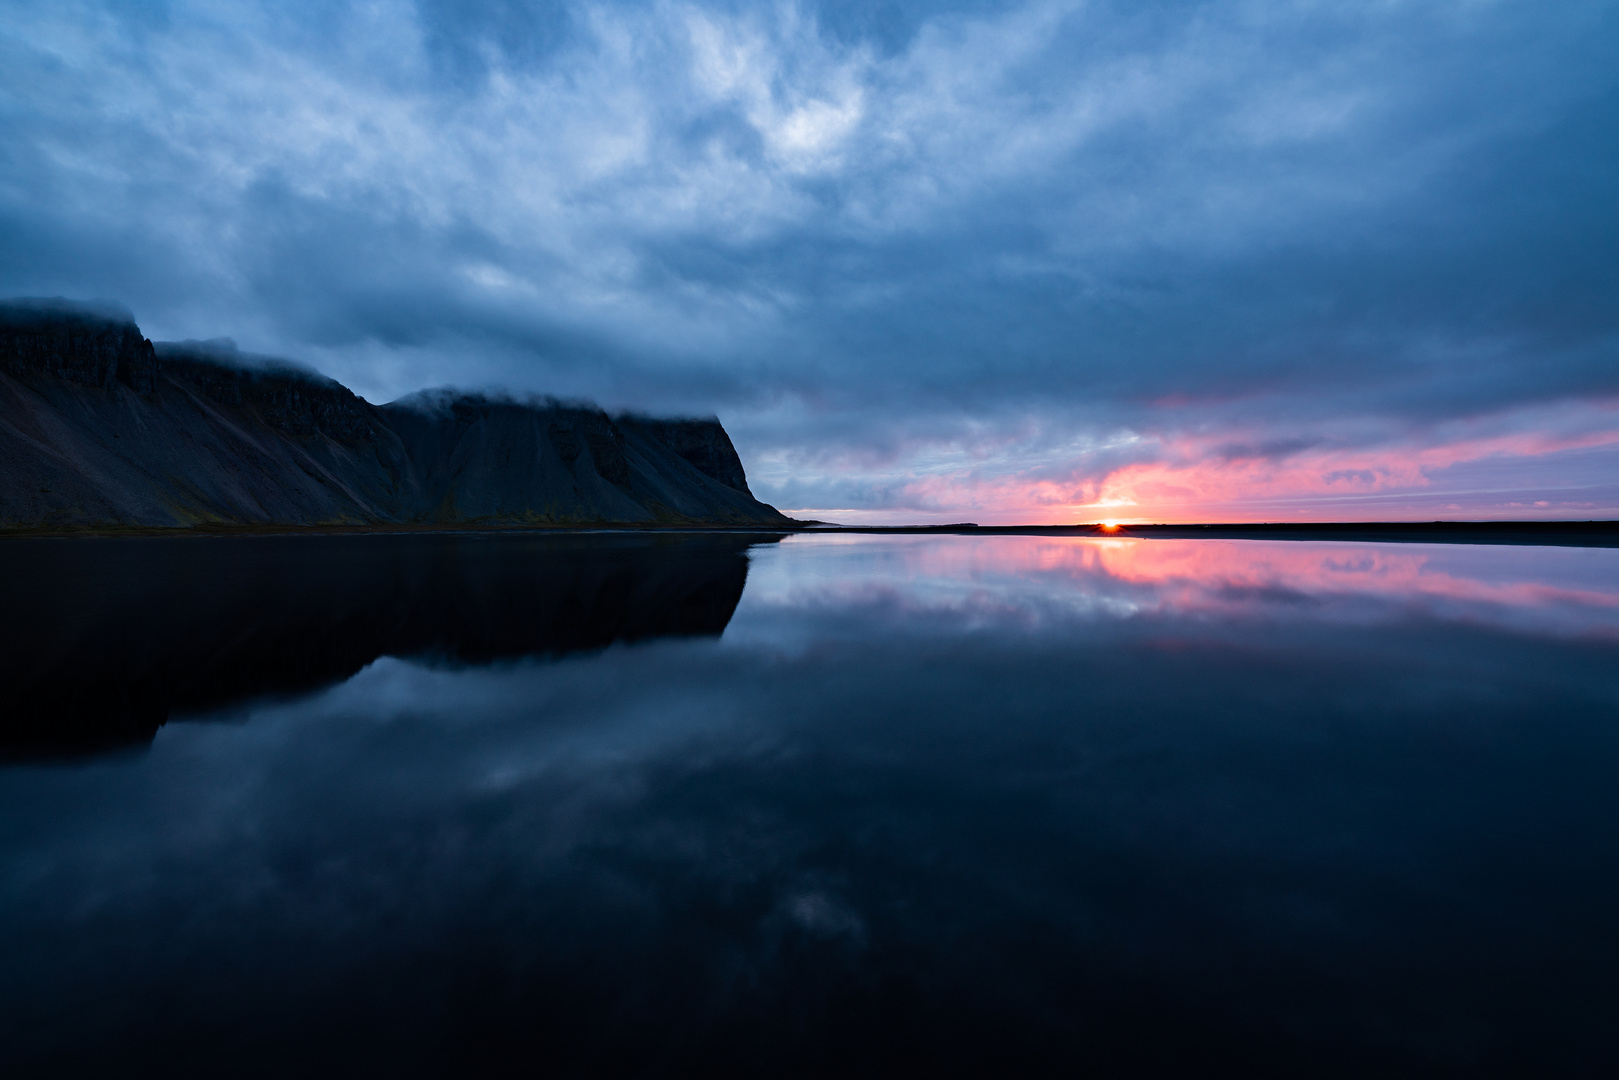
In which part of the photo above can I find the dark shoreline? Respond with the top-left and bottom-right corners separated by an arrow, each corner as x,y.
808,520 -> 1619,547
812,521 -> 1619,547
0,522 -> 805,540
4,520 -> 1618,547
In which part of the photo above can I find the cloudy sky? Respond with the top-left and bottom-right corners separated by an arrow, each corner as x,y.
3,0 -> 1616,522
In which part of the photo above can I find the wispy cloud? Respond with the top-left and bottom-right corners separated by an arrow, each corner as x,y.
2,0 -> 1616,519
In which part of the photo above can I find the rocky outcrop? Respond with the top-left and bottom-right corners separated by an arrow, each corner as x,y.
156,341 -> 382,443
620,416 -> 754,494
1,298 -> 159,394
0,299 -> 791,529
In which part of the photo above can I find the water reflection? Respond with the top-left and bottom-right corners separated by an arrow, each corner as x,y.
0,532 -> 777,756
1091,537 -> 1619,621
2,534 -> 1617,1077
734,534 -> 1619,639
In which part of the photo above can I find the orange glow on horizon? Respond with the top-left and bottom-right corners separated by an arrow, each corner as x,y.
778,403 -> 1619,526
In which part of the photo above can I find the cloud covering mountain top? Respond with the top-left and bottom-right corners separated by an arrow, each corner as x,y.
3,0 -> 1616,521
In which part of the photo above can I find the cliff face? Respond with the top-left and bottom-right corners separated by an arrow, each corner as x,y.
0,299 -> 159,394
619,416 -> 754,494
0,299 -> 790,529
157,343 -> 384,443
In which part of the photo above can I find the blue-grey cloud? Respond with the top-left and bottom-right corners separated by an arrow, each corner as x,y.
2,0 -> 1616,519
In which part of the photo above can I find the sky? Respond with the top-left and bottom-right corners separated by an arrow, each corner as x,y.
2,0 -> 1616,523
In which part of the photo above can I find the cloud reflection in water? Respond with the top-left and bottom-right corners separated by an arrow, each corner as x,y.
2,533 -> 1617,1077
734,534 -> 1619,641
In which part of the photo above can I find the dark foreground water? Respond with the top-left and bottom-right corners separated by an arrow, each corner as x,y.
2,532 -> 1618,1077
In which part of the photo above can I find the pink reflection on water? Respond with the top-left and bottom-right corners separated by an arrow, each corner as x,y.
755,535 -> 1619,638
1088,538 -> 1619,625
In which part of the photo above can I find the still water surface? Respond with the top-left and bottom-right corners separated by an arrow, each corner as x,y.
2,532 -> 1618,1076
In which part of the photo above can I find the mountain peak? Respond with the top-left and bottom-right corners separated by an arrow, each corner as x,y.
0,300 -> 787,530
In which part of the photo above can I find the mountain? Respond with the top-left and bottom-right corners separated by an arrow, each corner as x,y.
0,299 -> 791,529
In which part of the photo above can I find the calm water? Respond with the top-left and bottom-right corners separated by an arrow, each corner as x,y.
3,532 -> 1618,1077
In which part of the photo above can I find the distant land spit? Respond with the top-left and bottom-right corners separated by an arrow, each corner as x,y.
797,521 -> 1619,547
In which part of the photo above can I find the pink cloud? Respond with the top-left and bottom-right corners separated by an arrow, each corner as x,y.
780,397 -> 1619,524
1092,421 -> 1619,520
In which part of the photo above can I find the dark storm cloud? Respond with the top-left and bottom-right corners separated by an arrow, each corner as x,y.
1,0 -> 1616,518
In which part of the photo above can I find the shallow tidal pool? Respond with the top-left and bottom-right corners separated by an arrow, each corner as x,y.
3,531 -> 1618,1076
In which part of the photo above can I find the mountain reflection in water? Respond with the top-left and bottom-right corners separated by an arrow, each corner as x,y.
0,532 -> 773,756
2,532 -> 1618,1077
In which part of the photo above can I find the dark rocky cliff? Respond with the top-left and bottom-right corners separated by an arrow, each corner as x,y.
0,298 -> 159,394
0,299 -> 790,529
619,416 -> 754,494
156,340 -> 384,443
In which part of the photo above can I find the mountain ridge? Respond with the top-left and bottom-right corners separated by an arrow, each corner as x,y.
0,298 -> 790,530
